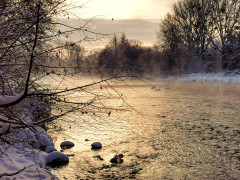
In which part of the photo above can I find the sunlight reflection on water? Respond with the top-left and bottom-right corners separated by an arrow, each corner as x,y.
48,77 -> 240,179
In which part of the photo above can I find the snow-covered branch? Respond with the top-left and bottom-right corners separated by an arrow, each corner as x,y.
0,91 -> 25,107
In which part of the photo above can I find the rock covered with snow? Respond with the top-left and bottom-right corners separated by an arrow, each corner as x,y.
91,142 -> 102,149
45,151 -> 69,166
10,127 -> 54,150
0,144 -> 58,179
45,146 -> 57,153
60,141 -> 74,149
35,127 -> 54,149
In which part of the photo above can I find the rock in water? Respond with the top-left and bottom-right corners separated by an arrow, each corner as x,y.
118,154 -> 124,158
46,151 -> 69,167
110,154 -> 124,163
60,141 -> 74,149
91,142 -> 102,149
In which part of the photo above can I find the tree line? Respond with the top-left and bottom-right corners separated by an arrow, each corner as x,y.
64,34 -> 165,77
65,0 -> 239,77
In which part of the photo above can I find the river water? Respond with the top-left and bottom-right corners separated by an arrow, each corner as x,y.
47,77 -> 240,180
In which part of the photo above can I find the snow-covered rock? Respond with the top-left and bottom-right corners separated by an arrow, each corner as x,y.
45,151 -> 69,165
0,125 -> 59,179
0,145 -> 58,179
35,127 -> 54,149
45,146 -> 57,153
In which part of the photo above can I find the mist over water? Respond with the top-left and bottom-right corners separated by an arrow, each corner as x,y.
47,76 -> 240,179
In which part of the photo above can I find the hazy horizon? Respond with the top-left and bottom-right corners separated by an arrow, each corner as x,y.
59,0 -> 180,50
58,18 -> 160,50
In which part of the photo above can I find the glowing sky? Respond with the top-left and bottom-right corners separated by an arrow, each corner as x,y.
64,0 -> 180,49
67,0 -> 179,19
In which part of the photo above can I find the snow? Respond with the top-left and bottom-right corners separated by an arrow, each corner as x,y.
0,126 -> 59,179
0,90 -> 25,106
0,89 -> 33,107
163,70 -> 240,82
45,146 -> 57,153
45,151 -> 69,164
0,122 -> 10,135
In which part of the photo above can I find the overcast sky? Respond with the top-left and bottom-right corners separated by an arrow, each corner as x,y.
63,0 -> 180,49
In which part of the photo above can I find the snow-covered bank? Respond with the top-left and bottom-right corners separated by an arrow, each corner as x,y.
163,70 -> 240,82
0,96 -> 66,179
0,126 -> 60,179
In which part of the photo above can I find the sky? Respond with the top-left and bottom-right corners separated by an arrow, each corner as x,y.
63,0 -> 179,49
67,0 -> 179,19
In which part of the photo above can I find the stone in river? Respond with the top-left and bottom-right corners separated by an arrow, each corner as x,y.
91,142 -> 102,149
60,141 -> 74,149
110,154 -> 124,163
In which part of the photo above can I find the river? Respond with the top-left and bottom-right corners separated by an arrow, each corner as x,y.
46,77 -> 240,179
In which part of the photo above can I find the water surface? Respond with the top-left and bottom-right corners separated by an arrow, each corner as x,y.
48,78 -> 240,179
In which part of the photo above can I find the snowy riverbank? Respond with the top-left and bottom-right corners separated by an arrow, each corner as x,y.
163,70 -> 240,82
0,126 -> 59,179
0,97 -> 67,179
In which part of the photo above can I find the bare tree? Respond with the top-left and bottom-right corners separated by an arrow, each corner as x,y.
157,0 -> 240,73
209,0 -> 240,69
0,0 -> 110,124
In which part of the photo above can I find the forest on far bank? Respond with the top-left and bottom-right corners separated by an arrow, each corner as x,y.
60,0 -> 240,77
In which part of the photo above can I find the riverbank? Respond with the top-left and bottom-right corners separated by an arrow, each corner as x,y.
0,126 -> 59,179
162,70 -> 240,82
0,97 -> 59,179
